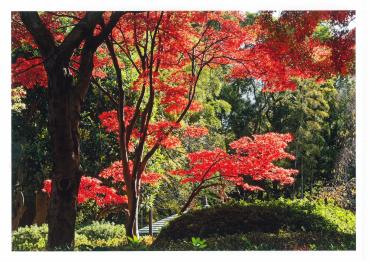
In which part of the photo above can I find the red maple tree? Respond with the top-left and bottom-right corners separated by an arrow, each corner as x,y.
93,11 -> 354,236
173,133 -> 299,212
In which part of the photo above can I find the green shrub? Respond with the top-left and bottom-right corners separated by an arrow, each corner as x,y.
12,224 -> 48,251
240,198 -> 355,234
12,221 -> 127,251
154,198 -> 355,250
74,234 -> 128,251
76,221 -> 126,241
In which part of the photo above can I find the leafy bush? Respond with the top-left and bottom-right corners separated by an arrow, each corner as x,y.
74,234 -> 127,251
12,221 -> 127,251
76,221 -> 126,241
12,224 -> 48,251
154,198 -> 355,250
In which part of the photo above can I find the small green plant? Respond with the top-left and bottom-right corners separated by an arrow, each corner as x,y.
125,235 -> 147,250
127,236 -> 141,245
191,237 -> 207,250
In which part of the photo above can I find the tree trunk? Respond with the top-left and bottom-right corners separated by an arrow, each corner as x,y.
125,188 -> 140,238
46,67 -> 82,250
33,190 -> 50,226
19,10 -> 125,250
12,191 -> 26,231
180,188 -> 200,213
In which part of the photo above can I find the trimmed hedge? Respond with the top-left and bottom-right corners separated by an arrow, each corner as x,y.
153,198 -> 355,250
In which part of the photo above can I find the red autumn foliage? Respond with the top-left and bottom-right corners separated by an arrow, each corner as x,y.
16,11 -> 354,220
99,160 -> 162,185
173,133 -> 298,192
12,11 -> 354,92
12,57 -> 48,88
99,106 -> 136,133
183,126 -> 209,138
42,177 -> 127,207
42,160 -> 162,207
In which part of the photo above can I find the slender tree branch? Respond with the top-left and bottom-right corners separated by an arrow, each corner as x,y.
133,12 -> 163,181
105,36 -> 131,182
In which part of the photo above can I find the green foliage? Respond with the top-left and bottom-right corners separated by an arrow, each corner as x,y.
219,76 -> 355,199
154,198 -> 355,250
12,87 -> 51,198
13,200 -> 355,251
253,78 -> 337,198
11,87 -> 27,112
12,222 -> 127,251
244,198 -> 355,234
191,237 -> 207,250
12,224 -> 48,251
123,235 -> 148,251
152,231 -> 355,251
75,200 -> 101,227
75,221 -> 126,241
312,23 -> 333,42
75,235 -> 127,251
79,86 -> 121,175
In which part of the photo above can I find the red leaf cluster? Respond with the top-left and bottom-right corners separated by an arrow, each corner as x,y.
173,132 -> 298,191
183,126 -> 209,138
147,121 -> 182,149
42,177 -> 127,207
98,106 -> 136,133
98,160 -> 162,184
42,158 -> 162,207
12,57 -> 48,88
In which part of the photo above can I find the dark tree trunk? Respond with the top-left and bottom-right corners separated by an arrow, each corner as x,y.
19,11 -> 125,250
46,67 -> 82,249
12,191 -> 26,231
125,187 -> 140,238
